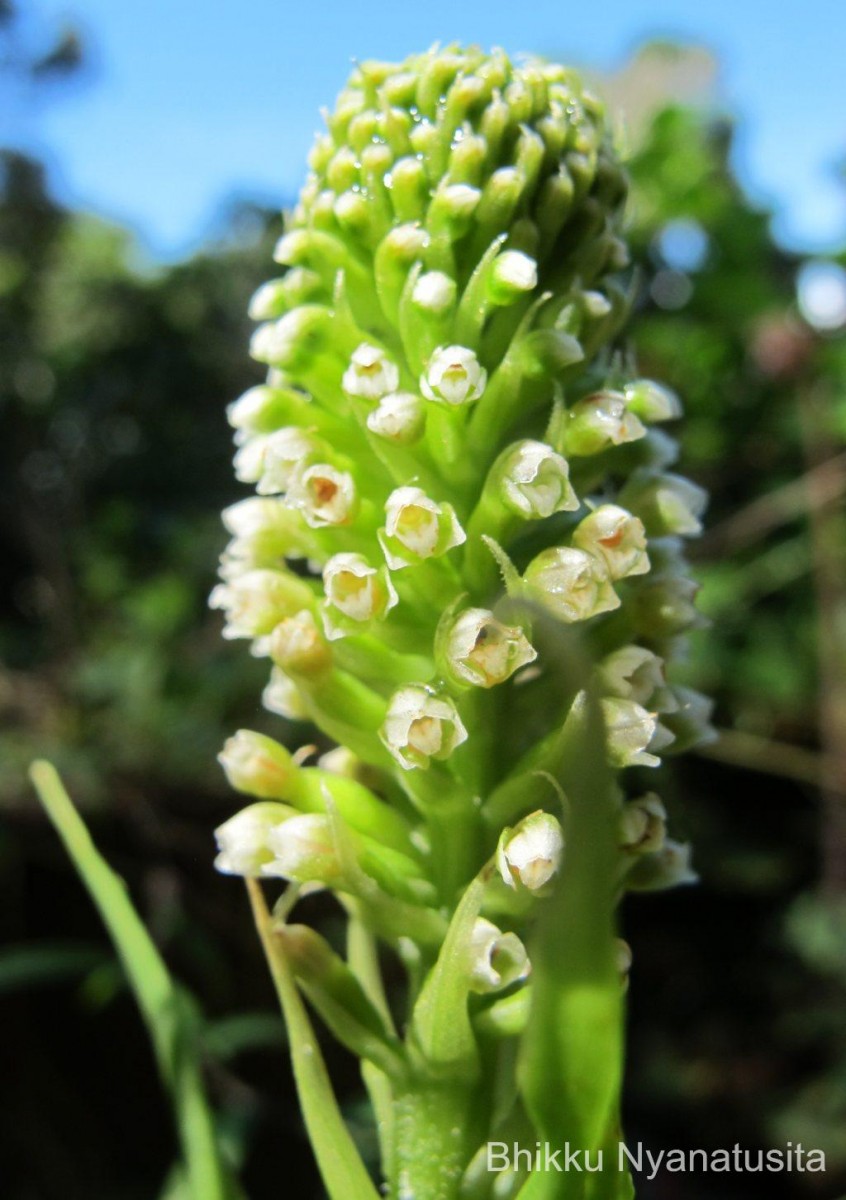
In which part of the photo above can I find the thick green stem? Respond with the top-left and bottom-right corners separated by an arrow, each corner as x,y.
391,1080 -> 479,1200
427,795 -> 483,904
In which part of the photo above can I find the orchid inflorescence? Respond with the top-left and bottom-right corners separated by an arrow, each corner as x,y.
211,44 -> 712,1200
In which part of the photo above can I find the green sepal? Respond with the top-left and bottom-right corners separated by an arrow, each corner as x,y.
474,986 -> 531,1039
30,763 -> 240,1200
291,767 -> 417,856
408,871 -> 487,1078
454,234 -> 508,348
276,924 -> 407,1080
325,794 -> 448,947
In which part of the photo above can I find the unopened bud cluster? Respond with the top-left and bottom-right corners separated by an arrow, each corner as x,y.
212,44 -> 711,1197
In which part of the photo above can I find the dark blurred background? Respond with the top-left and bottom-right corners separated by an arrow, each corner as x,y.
2,5 -> 845,1198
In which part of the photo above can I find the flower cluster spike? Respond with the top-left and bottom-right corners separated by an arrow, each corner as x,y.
212,44 -> 712,1200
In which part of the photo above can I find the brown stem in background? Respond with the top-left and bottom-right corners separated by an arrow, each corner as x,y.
799,381 -> 846,895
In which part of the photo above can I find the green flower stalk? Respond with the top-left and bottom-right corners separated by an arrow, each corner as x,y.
213,45 -> 712,1200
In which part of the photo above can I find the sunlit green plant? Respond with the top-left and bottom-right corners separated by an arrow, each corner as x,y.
211,44 -> 711,1200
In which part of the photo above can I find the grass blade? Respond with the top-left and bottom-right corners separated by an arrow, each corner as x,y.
245,877 -> 381,1200
29,760 -> 237,1200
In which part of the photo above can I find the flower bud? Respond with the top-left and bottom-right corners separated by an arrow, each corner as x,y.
214,801 -> 291,876
317,745 -> 361,777
616,938 -> 633,988
266,812 -> 340,884
524,547 -> 620,623
496,810 -> 564,892
420,345 -> 487,406
219,498 -> 311,576
209,569 -> 314,640
248,278 -> 292,321
380,685 -> 468,770
250,306 -> 334,370
618,471 -> 707,538
572,504 -> 650,580
322,552 -> 398,640
227,385 -> 296,441
626,840 -> 698,891
623,378 -> 682,423
389,157 -> 429,221
597,645 -> 677,712
217,729 -> 296,798
269,610 -> 332,676
287,463 -> 357,527
412,271 -> 457,314
262,667 -> 308,720
334,189 -> 372,237
428,183 -> 482,230
342,343 -> 400,400
235,427 -> 319,495
442,607 -> 536,688
468,918 -> 530,994
582,290 -> 613,319
488,250 -> 538,304
222,496 -> 292,539
631,574 -> 704,639
619,793 -> 667,854
498,440 -> 578,518
660,686 -> 716,752
601,698 -> 661,768
366,392 -> 425,444
380,486 -> 465,569
564,390 -> 645,456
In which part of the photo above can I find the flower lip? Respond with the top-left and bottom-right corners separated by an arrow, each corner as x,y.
322,552 -> 398,638
524,546 -> 620,623
420,345 -> 487,406
500,440 -> 579,518
497,810 -> 564,892
445,607 -> 537,688
342,343 -> 400,401
209,569 -> 312,640
214,801 -> 291,877
601,697 -> 661,768
619,793 -> 667,854
264,812 -> 338,883
288,463 -> 357,527
598,645 -> 677,712
380,485 -> 465,568
366,392 -> 425,444
566,390 -> 646,455
572,504 -> 650,580
262,667 -> 308,720
468,917 -> 530,994
380,685 -> 468,770
258,428 -> 319,495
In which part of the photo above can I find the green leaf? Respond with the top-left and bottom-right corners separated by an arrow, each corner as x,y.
29,761 -> 239,1200
278,923 -> 407,1079
245,878 -> 381,1200
514,624 -> 630,1199
0,941 -> 107,994
202,1012 -> 286,1061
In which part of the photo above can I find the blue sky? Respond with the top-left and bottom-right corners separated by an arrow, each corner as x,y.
13,0 -> 846,259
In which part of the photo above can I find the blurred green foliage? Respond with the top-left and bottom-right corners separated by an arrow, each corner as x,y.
1,22 -> 845,1200
0,148 -> 286,804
